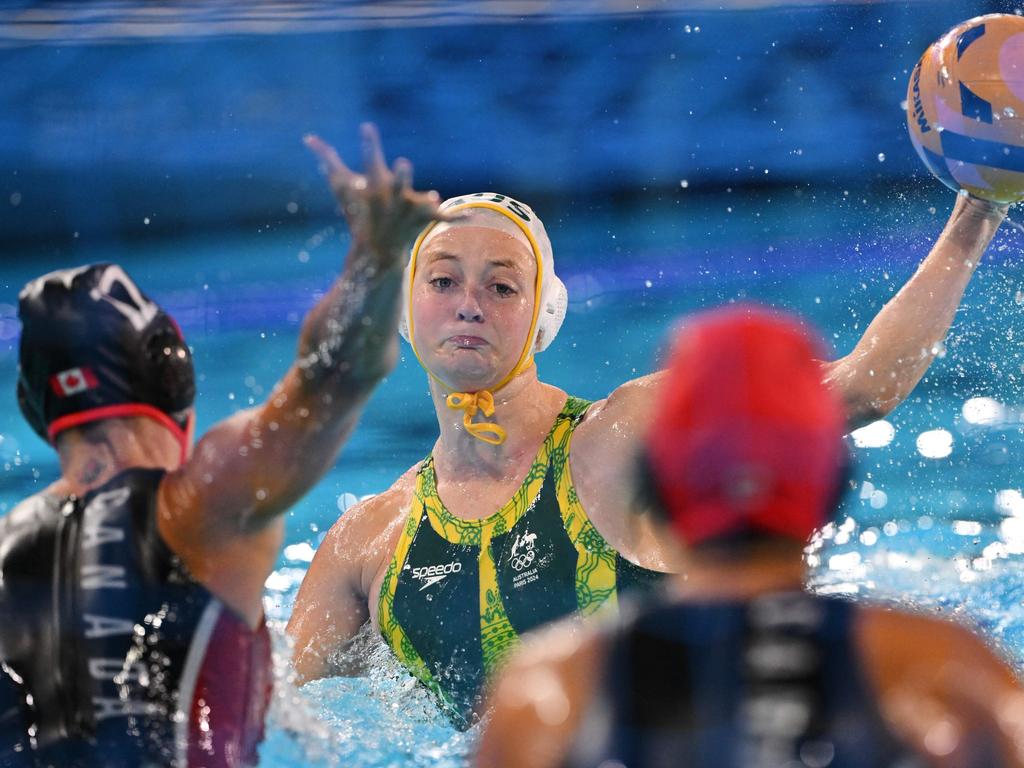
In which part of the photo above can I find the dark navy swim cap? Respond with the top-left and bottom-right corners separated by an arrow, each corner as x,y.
17,263 -> 195,456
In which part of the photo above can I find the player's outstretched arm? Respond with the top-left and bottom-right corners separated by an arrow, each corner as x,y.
156,126 -> 449,619
823,194 -> 1006,429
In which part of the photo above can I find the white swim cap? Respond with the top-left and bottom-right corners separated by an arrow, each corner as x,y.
399,193 -> 567,354
399,193 -> 568,446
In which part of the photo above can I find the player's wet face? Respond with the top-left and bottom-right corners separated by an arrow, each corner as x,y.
412,225 -> 537,391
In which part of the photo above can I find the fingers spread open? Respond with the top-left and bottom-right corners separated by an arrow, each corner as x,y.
360,123 -> 388,186
392,157 -> 413,194
304,134 -> 354,185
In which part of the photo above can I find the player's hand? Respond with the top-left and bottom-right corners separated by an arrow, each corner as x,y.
305,123 -> 456,272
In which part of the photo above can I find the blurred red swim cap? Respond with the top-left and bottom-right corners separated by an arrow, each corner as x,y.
646,304 -> 846,547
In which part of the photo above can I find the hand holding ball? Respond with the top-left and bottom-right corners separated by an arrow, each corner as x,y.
907,14 -> 1024,204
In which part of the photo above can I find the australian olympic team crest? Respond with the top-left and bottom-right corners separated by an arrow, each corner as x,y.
510,528 -> 544,589
510,530 -> 537,571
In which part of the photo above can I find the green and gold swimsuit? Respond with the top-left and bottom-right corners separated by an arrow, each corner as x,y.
377,396 -> 665,727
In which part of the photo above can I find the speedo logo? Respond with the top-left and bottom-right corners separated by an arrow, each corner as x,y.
409,560 -> 463,591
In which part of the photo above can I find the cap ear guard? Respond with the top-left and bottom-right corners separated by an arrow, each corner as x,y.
534,273 -> 567,352
141,322 -> 196,419
399,264 -> 413,343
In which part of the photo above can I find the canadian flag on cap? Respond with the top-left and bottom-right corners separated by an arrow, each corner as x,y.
50,367 -> 99,397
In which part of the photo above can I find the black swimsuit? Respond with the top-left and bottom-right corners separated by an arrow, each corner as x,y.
0,468 -> 272,767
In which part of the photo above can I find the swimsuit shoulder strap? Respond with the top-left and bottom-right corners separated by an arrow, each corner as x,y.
546,395 -> 592,477
562,395 -> 592,424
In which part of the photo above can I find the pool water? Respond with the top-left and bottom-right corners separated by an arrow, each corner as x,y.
2,186 -> 1024,765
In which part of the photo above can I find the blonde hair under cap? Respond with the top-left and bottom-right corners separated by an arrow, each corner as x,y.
400,193 -> 568,446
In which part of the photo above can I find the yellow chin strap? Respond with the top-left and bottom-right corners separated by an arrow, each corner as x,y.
445,390 -> 505,446
407,200 -> 545,447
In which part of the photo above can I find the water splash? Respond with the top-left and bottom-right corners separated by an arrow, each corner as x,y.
1004,214 -> 1024,237
261,620 -> 344,766
808,518 -> 1024,676
261,622 -> 477,767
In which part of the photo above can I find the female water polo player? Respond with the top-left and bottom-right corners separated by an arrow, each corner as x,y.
288,184 -> 1008,727
479,305 -> 1024,768
0,125 -> 450,767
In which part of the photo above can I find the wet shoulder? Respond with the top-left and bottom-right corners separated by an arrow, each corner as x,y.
858,603 -> 986,653
326,464 -> 419,539
4,488 -> 62,520
855,603 -> 1017,689
0,492 -> 63,625
570,371 -> 665,459
854,604 -> 1023,764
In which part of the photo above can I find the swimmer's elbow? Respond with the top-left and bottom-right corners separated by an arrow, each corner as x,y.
287,625 -> 336,687
825,372 -> 895,430
289,651 -> 327,687
289,631 -> 369,683
823,358 -> 918,430
286,607 -> 325,683
845,398 -> 890,432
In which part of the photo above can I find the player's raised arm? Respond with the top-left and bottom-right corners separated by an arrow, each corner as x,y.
822,194 -> 1006,429
157,126 -> 452,612
828,13 -> 1024,429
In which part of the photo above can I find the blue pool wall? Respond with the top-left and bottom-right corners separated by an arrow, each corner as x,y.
0,0 -> 1015,245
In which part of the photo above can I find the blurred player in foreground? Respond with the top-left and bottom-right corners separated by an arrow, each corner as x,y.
479,305 -> 1024,768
